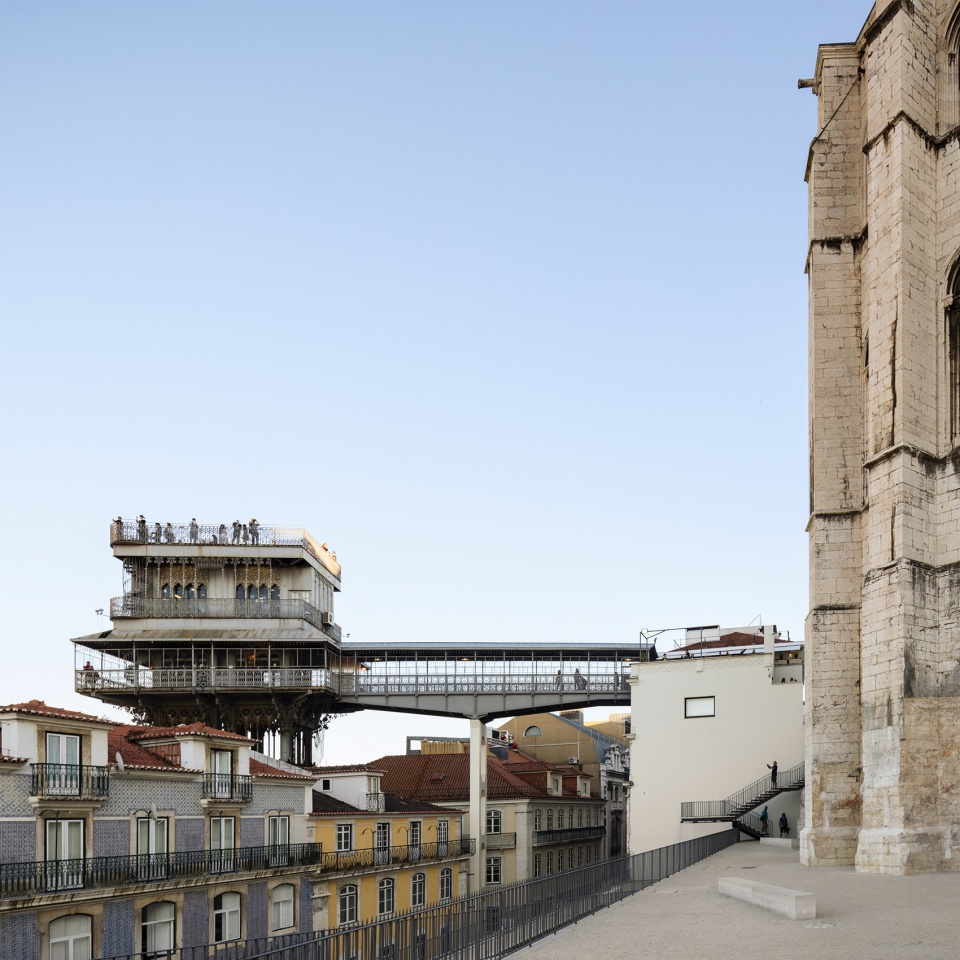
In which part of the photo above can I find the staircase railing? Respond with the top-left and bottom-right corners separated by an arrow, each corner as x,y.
680,761 -> 804,820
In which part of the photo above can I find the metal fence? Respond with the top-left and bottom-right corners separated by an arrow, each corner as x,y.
680,761 -> 805,820
93,829 -> 738,960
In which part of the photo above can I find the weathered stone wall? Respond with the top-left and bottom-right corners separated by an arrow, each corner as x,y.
807,0 -> 960,874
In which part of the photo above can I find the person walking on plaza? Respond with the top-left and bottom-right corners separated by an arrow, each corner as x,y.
759,805 -> 769,836
767,760 -> 778,789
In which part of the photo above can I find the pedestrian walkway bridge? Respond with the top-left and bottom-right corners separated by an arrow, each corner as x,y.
73,639 -> 644,721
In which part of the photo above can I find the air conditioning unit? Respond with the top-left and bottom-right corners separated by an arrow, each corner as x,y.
322,611 -> 335,625
568,757 -> 578,765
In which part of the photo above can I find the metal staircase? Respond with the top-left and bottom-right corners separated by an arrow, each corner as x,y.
679,761 -> 804,837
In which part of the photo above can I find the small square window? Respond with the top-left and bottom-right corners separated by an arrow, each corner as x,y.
684,696 -> 715,718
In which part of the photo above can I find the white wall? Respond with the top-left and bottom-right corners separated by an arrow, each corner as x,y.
629,653 -> 803,853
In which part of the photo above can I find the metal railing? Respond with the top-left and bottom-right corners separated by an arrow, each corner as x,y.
533,826 -> 605,846
76,667 -> 335,695
0,843 -> 323,898
342,673 -> 632,696
201,773 -> 253,801
92,829 -> 739,960
681,761 -> 805,820
316,839 -> 474,873
736,811 -> 765,838
31,763 -> 110,799
110,519 -> 341,579
486,832 -> 517,849
109,596 -> 333,632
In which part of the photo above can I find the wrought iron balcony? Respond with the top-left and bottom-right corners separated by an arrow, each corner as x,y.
202,773 -> 253,802
110,595 -> 337,636
365,792 -> 386,813
316,838 -> 474,874
533,825 -> 605,846
485,832 -> 517,849
0,842 -> 323,898
31,764 -> 109,800
110,518 -> 341,579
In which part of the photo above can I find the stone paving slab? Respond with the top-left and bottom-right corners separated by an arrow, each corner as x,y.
511,842 -> 960,960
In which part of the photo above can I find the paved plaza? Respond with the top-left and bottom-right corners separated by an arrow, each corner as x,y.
514,840 -> 960,960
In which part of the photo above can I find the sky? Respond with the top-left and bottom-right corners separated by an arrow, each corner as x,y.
0,1 -> 869,764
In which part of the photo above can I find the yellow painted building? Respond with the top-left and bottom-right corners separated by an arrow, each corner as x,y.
306,764 -> 471,928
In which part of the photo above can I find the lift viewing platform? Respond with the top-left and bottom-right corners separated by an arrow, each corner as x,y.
73,518 -> 646,763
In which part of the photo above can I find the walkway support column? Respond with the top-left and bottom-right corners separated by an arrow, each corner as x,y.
468,718 -> 487,894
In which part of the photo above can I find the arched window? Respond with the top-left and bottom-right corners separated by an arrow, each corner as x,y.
411,872 -> 426,908
949,258 -> 960,441
523,725 -> 542,737
185,584 -> 195,600
577,809 -> 583,828
558,809 -> 565,829
173,583 -> 183,600
439,868 -> 453,901
259,584 -> 268,602
141,902 -> 176,957
338,884 -> 358,925
248,585 -> 258,601
378,878 -> 395,916
534,809 -> 542,831
546,809 -> 554,830
214,892 -> 241,943
50,914 -> 92,960
270,583 -> 280,600
161,583 -> 171,600
197,584 -> 207,599
236,584 -> 245,600
271,883 -> 295,931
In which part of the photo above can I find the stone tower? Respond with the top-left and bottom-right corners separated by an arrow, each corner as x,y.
806,0 -> 960,874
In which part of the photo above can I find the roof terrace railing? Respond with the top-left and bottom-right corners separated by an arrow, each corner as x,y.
76,666 -> 336,695
201,773 -> 253,802
110,518 -> 341,579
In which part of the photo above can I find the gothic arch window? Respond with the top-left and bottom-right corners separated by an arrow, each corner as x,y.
270,584 -> 280,601
943,5 -> 960,130
236,584 -> 245,600
197,584 -> 207,599
162,583 -> 171,599
948,258 -> 960,442
173,583 -> 183,600
184,584 -> 195,600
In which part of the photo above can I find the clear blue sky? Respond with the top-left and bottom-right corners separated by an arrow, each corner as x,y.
0,1 -> 868,762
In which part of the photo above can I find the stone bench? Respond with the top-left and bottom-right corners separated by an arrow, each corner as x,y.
760,836 -> 800,850
718,877 -> 816,920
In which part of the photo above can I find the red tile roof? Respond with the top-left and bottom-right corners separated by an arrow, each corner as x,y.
674,631 -> 791,652
0,700 -> 113,725
309,764 -> 385,775
127,723 -> 252,743
109,726 -> 191,772
371,754 -> 549,802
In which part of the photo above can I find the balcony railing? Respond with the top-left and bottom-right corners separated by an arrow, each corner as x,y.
318,838 -> 474,873
110,596 -> 338,636
202,773 -> 253,802
110,519 -> 341,579
77,666 -> 336,695
0,843 -> 323,898
533,825 -> 605,846
365,792 -> 386,813
31,764 -> 110,800
486,832 -> 517,849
